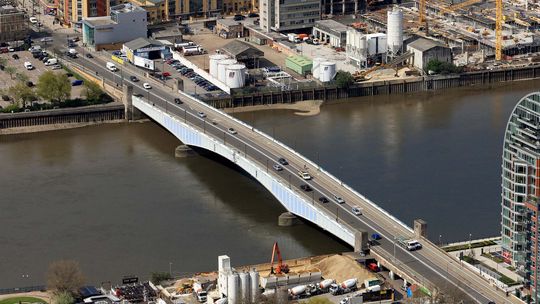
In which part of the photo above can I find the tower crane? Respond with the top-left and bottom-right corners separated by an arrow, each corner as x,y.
270,242 -> 289,275
419,0 -> 427,32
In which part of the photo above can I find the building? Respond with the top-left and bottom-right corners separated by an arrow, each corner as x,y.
346,30 -> 387,68
59,0 -> 109,27
82,2 -> 147,50
220,40 -> 263,68
150,27 -> 182,43
0,5 -> 28,43
222,0 -> 253,14
406,37 -> 451,72
39,0 -> 59,15
260,0 -> 320,32
116,0 -> 221,22
285,55 -> 312,76
123,37 -> 169,61
312,19 -> 347,47
215,18 -> 244,39
321,0 -> 363,15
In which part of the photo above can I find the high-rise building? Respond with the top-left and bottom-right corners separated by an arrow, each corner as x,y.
59,0 -> 109,26
260,0 -> 320,32
501,92 -> 540,300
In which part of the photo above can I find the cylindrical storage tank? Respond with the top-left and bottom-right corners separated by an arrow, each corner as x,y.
218,59 -> 237,83
312,57 -> 324,79
209,54 -> 228,78
225,64 -> 246,89
319,62 -> 336,82
359,35 -> 367,57
227,272 -> 239,304
239,272 -> 250,304
387,7 -> 403,55
249,268 -> 260,303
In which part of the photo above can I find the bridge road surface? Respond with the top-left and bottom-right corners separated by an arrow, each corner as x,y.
63,54 -> 516,304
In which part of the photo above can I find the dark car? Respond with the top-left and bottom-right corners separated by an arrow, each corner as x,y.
300,184 -> 312,192
12,54 -> 19,60
233,14 -> 245,21
130,75 -> 139,82
85,53 -> 93,58
32,52 -> 41,58
248,13 -> 259,18
278,158 -> 288,165
2,95 -> 10,101
174,98 -> 183,104
319,197 -> 329,203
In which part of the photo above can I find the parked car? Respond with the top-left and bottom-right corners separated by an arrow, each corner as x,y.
367,263 -> 379,272
143,82 -> 152,89
85,53 -> 93,58
227,127 -> 237,134
233,14 -> 245,21
300,184 -> 312,192
12,54 -> 19,60
71,79 -> 83,86
162,72 -> 171,77
248,12 -> 259,17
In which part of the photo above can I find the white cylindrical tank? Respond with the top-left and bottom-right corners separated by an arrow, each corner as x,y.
209,54 -> 228,78
225,64 -> 246,88
239,272 -> 250,304
249,268 -> 260,303
227,272 -> 239,304
387,6 -> 403,55
319,62 -> 336,82
311,57 -> 324,79
218,59 -> 237,83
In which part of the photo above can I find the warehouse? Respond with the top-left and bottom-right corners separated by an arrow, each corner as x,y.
285,55 -> 312,76
123,37 -> 170,61
220,40 -> 263,68
312,19 -> 348,47
215,19 -> 244,39
406,37 -> 452,72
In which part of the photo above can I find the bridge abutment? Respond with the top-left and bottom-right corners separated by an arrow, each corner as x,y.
278,212 -> 300,226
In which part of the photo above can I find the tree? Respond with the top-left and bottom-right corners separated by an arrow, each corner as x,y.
425,59 -> 461,75
8,82 -> 36,108
52,291 -> 74,304
46,260 -> 84,294
16,72 -> 29,83
335,71 -> 354,88
150,272 -> 172,285
82,81 -> 103,102
37,71 -> 70,103
4,66 -> 17,79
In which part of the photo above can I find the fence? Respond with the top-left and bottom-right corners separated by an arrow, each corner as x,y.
0,285 -> 46,295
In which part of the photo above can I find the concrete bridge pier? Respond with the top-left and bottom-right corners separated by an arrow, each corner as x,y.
123,85 -> 143,121
173,78 -> 184,93
389,270 -> 395,280
278,212 -> 300,226
175,144 -> 195,158
354,231 -> 368,253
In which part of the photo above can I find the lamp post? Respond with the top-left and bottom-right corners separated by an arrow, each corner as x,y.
439,234 -> 442,247
169,262 -> 172,276
469,233 -> 472,254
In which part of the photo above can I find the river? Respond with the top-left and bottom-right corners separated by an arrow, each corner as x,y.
1,80 -> 538,288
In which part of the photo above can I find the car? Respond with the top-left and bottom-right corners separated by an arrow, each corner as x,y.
24,62 -> 33,70
318,196 -> 329,203
29,16 -> 38,24
51,64 -> 62,70
143,82 -> 152,89
71,79 -> 83,86
174,98 -> 183,104
248,12 -> 259,17
300,184 -> 312,192
8,47 -> 14,52
371,233 -> 382,240
352,206 -> 362,215
12,54 -> 19,60
227,128 -> 237,134
162,72 -> 171,77
130,75 -> 139,82
272,164 -> 283,171
2,95 -> 10,101
233,14 -> 245,21
40,37 -> 53,42
334,195 -> 345,204
71,37 -> 80,42
298,171 -> 312,180
85,53 -> 93,58
278,158 -> 288,165
198,112 -> 206,118
367,262 -> 379,272
339,298 -> 350,304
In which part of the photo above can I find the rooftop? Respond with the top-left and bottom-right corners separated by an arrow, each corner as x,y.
286,55 -> 312,67
110,2 -> 145,13
314,19 -> 349,33
221,40 -> 263,57
407,37 -> 447,52
0,4 -> 21,14
82,16 -> 115,27
124,37 -> 163,50
217,18 -> 242,27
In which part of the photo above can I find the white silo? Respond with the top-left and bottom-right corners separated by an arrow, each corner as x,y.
225,64 -> 246,88
239,272 -> 250,303
249,268 -> 259,303
387,6 -> 403,56
312,58 -> 324,79
218,59 -> 237,83
209,54 -> 228,78
319,62 -> 336,82
227,272 -> 240,304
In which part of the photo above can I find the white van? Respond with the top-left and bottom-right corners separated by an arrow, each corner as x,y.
28,45 -> 41,53
29,16 -> 38,24
45,58 -> 57,66
24,62 -> 34,70
106,62 -> 118,72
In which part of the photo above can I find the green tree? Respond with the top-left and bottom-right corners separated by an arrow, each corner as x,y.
15,72 -> 29,83
82,81 -> 103,102
150,272 -> 172,285
8,82 -> 36,108
52,291 -> 74,304
4,66 -> 17,79
37,71 -> 70,103
335,71 -> 354,88
46,260 -> 84,294
425,59 -> 461,75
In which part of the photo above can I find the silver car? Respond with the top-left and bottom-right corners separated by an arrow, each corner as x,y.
272,164 -> 283,171
334,195 -> 345,204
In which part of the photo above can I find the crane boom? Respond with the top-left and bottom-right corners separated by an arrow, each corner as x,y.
270,242 -> 289,274
495,0 -> 503,60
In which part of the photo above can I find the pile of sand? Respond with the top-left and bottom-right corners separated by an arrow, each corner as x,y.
301,254 -> 373,283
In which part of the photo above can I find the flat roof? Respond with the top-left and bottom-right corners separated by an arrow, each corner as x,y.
286,55 -> 312,67
82,16 -> 115,27
314,19 -> 348,34
110,2 -> 145,13
217,18 -> 242,27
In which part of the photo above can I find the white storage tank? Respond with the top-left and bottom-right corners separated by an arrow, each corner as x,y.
249,268 -> 260,303
209,54 -> 228,78
218,59 -> 237,83
387,7 -> 403,55
311,57 -> 324,79
225,64 -> 246,88
239,272 -> 250,303
319,62 -> 336,82
227,272 -> 239,304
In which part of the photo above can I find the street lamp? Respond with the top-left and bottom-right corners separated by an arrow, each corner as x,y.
169,262 -> 172,276
469,233 -> 472,253
439,234 -> 442,246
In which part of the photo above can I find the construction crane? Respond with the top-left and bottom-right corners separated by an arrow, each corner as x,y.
419,0 -> 427,31
440,0 -> 484,13
270,242 -> 289,275
495,0 -> 503,60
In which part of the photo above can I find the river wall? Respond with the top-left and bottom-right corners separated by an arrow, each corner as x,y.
204,65 -> 540,108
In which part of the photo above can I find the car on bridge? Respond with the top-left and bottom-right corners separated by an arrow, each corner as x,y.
300,184 -> 312,192
130,76 -> 139,82
352,206 -> 362,215
174,98 -> 183,104
298,171 -> 312,180
319,196 -> 329,203
143,83 -> 152,89
198,112 -> 207,118
278,158 -> 288,165
227,128 -> 237,134
272,164 -> 283,171
334,195 -> 345,204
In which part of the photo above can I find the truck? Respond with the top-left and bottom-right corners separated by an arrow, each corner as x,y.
192,282 -> 207,303
287,33 -> 300,43
182,46 -> 205,56
329,278 -> 358,295
106,62 -> 118,72
397,237 -> 422,251
318,279 -> 335,292
363,277 -> 382,292
288,285 -> 308,299
45,58 -> 58,66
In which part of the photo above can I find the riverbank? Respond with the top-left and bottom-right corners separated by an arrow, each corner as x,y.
0,120 -> 125,135
223,99 -> 323,116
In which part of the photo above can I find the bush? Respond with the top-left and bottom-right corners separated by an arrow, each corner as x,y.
426,59 -> 462,75
1,104 -> 21,113
150,272 -> 172,285
335,71 -> 354,88
499,275 -> 519,286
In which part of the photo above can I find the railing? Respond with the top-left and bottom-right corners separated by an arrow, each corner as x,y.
0,285 -> 46,295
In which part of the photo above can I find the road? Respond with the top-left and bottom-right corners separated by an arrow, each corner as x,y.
28,16 -> 518,303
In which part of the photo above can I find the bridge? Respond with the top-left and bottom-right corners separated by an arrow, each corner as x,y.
67,54 -> 519,304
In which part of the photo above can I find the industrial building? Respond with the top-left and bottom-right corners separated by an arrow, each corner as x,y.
82,2 -> 147,50
216,18 -> 244,39
312,19 -> 348,47
0,5 -> 28,43
260,0 -> 320,32
286,55 -> 312,76
220,40 -> 263,68
321,0 -> 363,16
346,30 -> 387,68
406,37 -> 452,71
123,37 -> 169,61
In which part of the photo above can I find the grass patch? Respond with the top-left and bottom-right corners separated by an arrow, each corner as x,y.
462,255 -> 479,265
481,252 -> 505,263
443,240 -> 497,252
0,297 -> 47,304
507,266 -> 516,271
499,275 -> 520,286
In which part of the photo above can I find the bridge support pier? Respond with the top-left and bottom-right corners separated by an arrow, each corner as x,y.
354,231 -> 369,253
173,78 -> 184,93
389,270 -> 395,280
175,144 -> 195,158
278,212 -> 300,226
123,85 -> 143,121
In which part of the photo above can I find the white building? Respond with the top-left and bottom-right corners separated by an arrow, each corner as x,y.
346,29 -> 387,67
312,19 -> 348,47
260,0 -> 320,32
